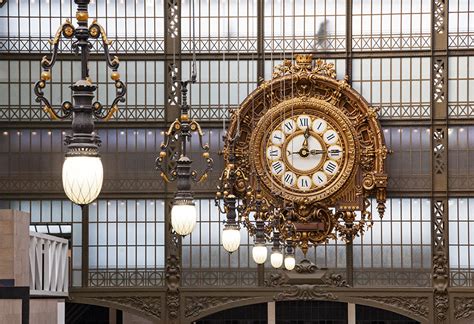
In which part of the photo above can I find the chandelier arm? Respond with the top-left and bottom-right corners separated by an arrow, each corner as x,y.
189,123 -> 213,183
91,79 -> 127,121
34,20 -> 76,120
87,21 -> 126,121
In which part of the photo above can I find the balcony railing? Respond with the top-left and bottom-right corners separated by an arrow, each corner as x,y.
30,231 -> 69,296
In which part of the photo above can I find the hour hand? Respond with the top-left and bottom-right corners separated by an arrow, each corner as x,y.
309,149 -> 325,155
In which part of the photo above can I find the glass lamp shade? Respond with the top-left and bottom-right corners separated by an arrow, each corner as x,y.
222,227 -> 241,252
252,244 -> 268,264
62,155 -> 103,205
284,255 -> 296,270
270,250 -> 284,268
171,202 -> 197,236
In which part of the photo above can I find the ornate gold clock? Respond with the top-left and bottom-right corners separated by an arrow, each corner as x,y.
218,54 -> 388,255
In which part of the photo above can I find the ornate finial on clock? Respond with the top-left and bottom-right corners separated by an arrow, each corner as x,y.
295,54 -> 313,66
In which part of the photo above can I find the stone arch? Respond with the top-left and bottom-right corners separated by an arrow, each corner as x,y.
70,296 -> 162,323
186,294 -> 429,324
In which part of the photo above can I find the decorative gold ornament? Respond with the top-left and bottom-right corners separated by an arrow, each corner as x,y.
76,11 -> 88,22
222,54 -> 388,254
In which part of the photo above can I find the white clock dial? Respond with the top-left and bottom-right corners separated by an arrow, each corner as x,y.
297,175 -> 312,190
271,160 -> 285,176
296,115 -> 310,129
312,118 -> 327,134
285,134 -> 323,172
266,145 -> 281,160
323,160 -> 339,175
312,171 -> 328,187
271,130 -> 285,145
323,129 -> 339,145
282,171 -> 296,187
328,145 -> 343,160
282,118 -> 296,134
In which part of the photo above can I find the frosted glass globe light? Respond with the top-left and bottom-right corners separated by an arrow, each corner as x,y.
222,227 -> 241,253
270,250 -> 283,268
252,244 -> 268,264
62,155 -> 103,205
171,202 -> 197,236
284,255 -> 296,271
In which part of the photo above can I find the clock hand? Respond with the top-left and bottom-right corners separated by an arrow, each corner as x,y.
302,127 -> 310,148
309,149 -> 325,155
309,149 -> 344,155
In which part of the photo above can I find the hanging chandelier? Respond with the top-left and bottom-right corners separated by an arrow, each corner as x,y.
216,54 -> 389,270
155,73 -> 213,236
34,0 -> 126,205
155,0 -> 212,237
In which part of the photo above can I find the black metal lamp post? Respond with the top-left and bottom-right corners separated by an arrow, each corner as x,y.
34,0 -> 126,205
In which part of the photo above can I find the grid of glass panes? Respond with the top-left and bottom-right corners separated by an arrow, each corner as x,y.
448,126 -> 474,191
88,199 -> 165,272
0,0 -> 165,53
264,0 -> 346,52
0,59 -> 165,121
184,60 -> 257,120
448,0 -> 474,48
352,0 -> 431,50
448,57 -> 474,118
449,198 -> 474,287
353,198 -> 432,286
383,127 -> 431,192
352,57 -> 431,119
181,0 -> 257,53
0,128 -> 169,194
182,199 -> 254,269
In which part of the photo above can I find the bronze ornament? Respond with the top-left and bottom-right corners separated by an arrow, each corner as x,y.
221,54 -> 388,253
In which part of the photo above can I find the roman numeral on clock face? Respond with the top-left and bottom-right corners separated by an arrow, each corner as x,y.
324,160 -> 338,175
282,118 -> 296,134
271,160 -> 285,175
297,175 -> 311,190
283,171 -> 296,186
323,130 -> 338,144
297,115 -> 310,129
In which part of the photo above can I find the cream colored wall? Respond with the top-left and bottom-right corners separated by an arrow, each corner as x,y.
30,299 -> 64,324
0,209 -> 29,286
0,299 -> 22,323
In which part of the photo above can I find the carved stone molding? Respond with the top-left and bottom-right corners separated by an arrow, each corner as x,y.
166,254 -> 181,319
90,296 -> 161,320
359,296 -> 428,320
265,271 -> 348,288
454,297 -> 474,320
274,285 -> 338,301
184,296 -> 251,318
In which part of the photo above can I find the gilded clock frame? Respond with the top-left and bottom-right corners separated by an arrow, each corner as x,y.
223,54 -> 388,246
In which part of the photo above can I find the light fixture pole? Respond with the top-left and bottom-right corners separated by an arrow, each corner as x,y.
34,0 -> 126,205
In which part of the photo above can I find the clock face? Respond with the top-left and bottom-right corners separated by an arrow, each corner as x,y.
266,114 -> 345,194
248,98 -> 358,204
